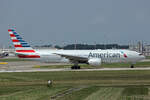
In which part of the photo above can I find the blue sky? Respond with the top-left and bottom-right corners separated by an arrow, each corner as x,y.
1,0 -> 150,47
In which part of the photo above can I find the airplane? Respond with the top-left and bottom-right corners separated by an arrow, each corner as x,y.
8,28 -> 145,69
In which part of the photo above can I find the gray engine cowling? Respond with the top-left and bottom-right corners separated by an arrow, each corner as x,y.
88,58 -> 102,66
0,52 -> 9,58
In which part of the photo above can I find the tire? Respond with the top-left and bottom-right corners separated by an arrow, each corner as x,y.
77,66 -> 80,69
71,66 -> 75,69
71,66 -> 80,69
131,65 -> 134,68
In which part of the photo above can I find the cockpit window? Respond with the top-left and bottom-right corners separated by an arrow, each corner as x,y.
139,53 -> 143,56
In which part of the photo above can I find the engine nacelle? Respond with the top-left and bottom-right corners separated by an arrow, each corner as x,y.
3,52 -> 9,57
88,58 -> 102,66
0,52 -> 9,58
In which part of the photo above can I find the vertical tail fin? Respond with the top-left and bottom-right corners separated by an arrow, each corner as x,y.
8,29 -> 40,58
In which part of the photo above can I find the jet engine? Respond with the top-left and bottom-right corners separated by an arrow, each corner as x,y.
88,58 -> 102,66
0,52 -> 9,58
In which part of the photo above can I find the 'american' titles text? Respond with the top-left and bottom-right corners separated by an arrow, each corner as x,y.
88,52 -> 121,58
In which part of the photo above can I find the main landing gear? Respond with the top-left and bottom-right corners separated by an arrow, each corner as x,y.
71,64 -> 80,69
71,62 -> 81,69
71,65 -> 80,69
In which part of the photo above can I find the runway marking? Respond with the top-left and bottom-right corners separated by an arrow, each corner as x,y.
1,67 -> 150,73
0,62 -> 8,64
34,65 -> 41,68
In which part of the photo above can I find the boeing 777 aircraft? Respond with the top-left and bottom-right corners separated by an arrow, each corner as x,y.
8,29 -> 145,69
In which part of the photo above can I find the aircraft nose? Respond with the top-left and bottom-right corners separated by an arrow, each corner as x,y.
142,55 -> 145,59
139,54 -> 145,60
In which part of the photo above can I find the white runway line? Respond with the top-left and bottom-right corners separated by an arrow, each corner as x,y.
1,67 -> 150,73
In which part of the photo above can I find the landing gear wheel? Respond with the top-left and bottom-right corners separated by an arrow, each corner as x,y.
71,66 -> 74,69
71,66 -> 75,69
130,65 -> 134,68
71,65 -> 80,69
77,66 -> 80,69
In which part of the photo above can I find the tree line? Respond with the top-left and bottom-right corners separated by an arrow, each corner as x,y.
54,44 -> 129,50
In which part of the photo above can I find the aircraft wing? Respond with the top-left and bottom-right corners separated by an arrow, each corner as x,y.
53,53 -> 88,62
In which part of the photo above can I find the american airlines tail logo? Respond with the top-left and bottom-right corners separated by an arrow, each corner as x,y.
120,51 -> 127,58
8,29 -> 40,58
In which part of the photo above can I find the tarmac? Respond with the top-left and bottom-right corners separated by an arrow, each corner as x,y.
0,61 -> 150,73
1,68 -> 150,73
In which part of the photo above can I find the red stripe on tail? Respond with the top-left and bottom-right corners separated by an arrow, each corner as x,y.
16,50 -> 35,53
14,45 -> 22,47
12,40 -> 19,42
18,55 -> 40,58
8,29 -> 13,32
10,34 -> 16,37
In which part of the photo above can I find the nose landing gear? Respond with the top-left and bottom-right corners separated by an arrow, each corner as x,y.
130,65 -> 134,68
130,63 -> 135,68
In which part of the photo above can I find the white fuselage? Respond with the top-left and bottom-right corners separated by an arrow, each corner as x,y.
31,49 -> 145,64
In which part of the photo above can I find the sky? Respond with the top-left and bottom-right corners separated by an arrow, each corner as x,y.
0,0 -> 150,47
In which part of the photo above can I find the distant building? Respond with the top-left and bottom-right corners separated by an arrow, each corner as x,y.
143,45 -> 150,56
129,41 -> 150,56
129,44 -> 139,52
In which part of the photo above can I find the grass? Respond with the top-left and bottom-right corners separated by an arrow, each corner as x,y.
59,86 -> 100,100
84,87 -> 123,100
120,87 -> 150,100
146,56 -> 150,59
1,58 -> 150,99
1,70 -> 150,99
37,61 -> 150,69
1,70 -> 150,84
0,85 -> 68,100
122,87 -> 148,96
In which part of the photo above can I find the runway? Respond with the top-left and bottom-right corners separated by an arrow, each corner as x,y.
1,67 -> 150,73
1,60 -> 150,73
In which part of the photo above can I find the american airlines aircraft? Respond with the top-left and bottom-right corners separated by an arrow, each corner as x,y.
8,29 -> 145,69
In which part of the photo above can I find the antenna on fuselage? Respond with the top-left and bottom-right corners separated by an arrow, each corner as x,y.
94,41 -> 97,50
74,40 -> 77,50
